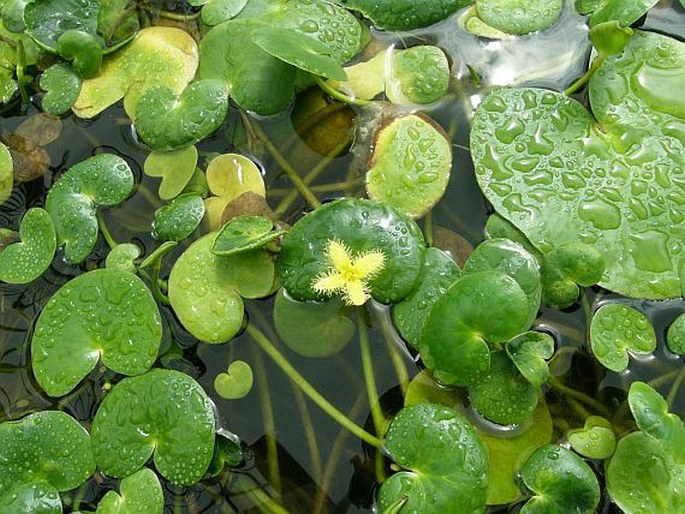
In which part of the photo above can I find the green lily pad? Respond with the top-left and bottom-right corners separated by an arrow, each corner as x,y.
153,194 -> 205,242
386,45 -> 450,105
0,410 -> 95,496
366,114 -> 452,219
96,468 -> 163,514
505,331 -> 554,389
134,80 -> 229,151
475,0 -> 563,35
0,207 -> 56,284
471,81 -> 683,299
392,247 -> 461,348
73,26 -> 199,119
278,198 -> 425,304
168,232 -> 274,343
212,215 -> 285,256
196,0 -> 249,25
143,145 -> 198,201
420,270 -> 530,386
484,213 -> 538,254
540,242 -> 604,309
519,444 -> 600,513
40,63 -> 81,115
589,303 -> 656,372
0,481 -> 62,514
56,29 -> 103,78
666,313 -> 685,355
214,360 -> 254,400
567,416 -> 616,460
338,0 -> 471,30
378,403 -> 488,514
45,153 -> 134,264
252,27 -> 346,81
468,350 -> 539,425
464,238 -> 541,328
31,268 -> 162,397
273,289 -> 355,358
583,0 -> 659,27
628,381 -> 685,445
91,369 -> 216,485
0,140 -> 12,204
105,243 -> 140,274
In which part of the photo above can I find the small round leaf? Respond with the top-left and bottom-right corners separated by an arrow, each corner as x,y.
214,360 -> 254,400
96,467 -> 163,514
0,207 -> 56,284
153,194 -> 205,242
213,215 -> 285,256
144,146 -> 198,201
475,0 -> 563,35
666,313 -> 685,355
567,416 -> 616,460
40,63 -> 81,115
505,331 -> 554,389
0,141 -> 12,204
105,243 -> 141,274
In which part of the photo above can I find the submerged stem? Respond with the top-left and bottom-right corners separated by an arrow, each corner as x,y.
247,324 -> 383,449
667,365 -> 685,409
547,376 -> 612,419
97,213 -> 117,250
564,54 -> 607,96
358,310 -> 386,436
313,75 -> 371,107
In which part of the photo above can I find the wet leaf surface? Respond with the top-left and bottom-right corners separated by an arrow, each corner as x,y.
0,207 -> 56,284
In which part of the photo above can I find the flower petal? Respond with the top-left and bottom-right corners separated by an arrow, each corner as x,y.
345,280 -> 369,306
312,271 -> 346,295
353,251 -> 385,278
327,239 -> 353,270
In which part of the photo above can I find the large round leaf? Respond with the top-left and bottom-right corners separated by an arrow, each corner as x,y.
278,198 -> 425,304
45,153 -> 134,264
378,403 -> 488,514
91,369 -> 216,485
0,481 -> 61,514
0,411 -> 95,495
420,270 -> 530,386
31,268 -> 162,397
0,207 -> 56,284
475,0 -> 563,35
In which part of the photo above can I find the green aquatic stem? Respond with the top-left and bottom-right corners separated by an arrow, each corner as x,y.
234,473 -> 289,514
564,54 -> 607,96
667,365 -> 685,409
547,376 -> 612,419
97,212 -> 117,249
358,309 -> 386,437
246,323 -> 383,449
291,383 -> 323,479
240,113 -> 321,211
423,211 -> 434,247
268,178 -> 364,197
313,75 -> 371,107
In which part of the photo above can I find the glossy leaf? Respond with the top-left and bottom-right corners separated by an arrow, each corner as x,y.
45,153 -> 134,263
628,382 -> 685,445
214,360 -> 254,400
91,369 -> 216,485
519,445 -> 600,513
40,63 -> 81,115
96,468 -> 163,514
143,145 -> 198,201
31,268 -> 162,397
505,331 -> 554,389
0,481 -> 61,514
666,313 -> 685,355
212,215 -> 285,256
0,411 -> 95,495
366,115 -> 452,218
105,243 -> 140,274
468,351 -> 539,425
168,232 -> 274,343
589,303 -> 656,372
0,141 -> 11,204
339,0 -> 470,30
386,45 -> 450,105
378,403 -> 488,514
392,247 -> 461,348
198,0 -> 249,25
475,0 -> 563,35
153,194 -> 205,242
567,416 -> 616,460
273,289 -> 355,358
589,20 -> 633,55
56,29 -> 103,78
540,242 -> 604,308
421,270 -> 530,386
585,0 -> 659,27
278,198 -> 425,304
0,207 -> 56,284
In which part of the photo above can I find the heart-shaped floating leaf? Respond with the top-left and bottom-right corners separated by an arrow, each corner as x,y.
366,114 -> 452,219
46,153 -> 134,264
204,153 -> 265,231
212,215 -> 285,256
278,198 -> 425,305
40,63 -> 81,115
168,232 -> 274,343
273,289 -> 355,358
464,238 -> 541,328
667,313 -> 685,355
628,381 -> 685,444
91,369 -> 216,485
0,207 -> 56,284
134,80 -> 229,151
386,45 -> 450,105
475,0 -> 563,35
589,303 -> 656,372
105,243 -> 140,274
421,270 -> 530,386
0,141 -> 12,204
582,0 -> 659,27
0,411 -> 95,497
339,0 -> 470,30
0,481 -> 61,513
505,331 -> 554,389
540,242 -> 604,309
567,415 -> 616,460
153,194 -> 205,242
392,247 -> 461,348
468,350 -> 539,425
31,268 -> 162,397
214,360 -> 254,400
56,29 -> 103,78
144,145 -> 198,201
252,27 -> 346,81
73,26 -> 199,119
378,403 -> 488,513
519,444 -> 600,513
96,468 -> 163,514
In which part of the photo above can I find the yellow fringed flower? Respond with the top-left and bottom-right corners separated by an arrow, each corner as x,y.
312,239 -> 386,306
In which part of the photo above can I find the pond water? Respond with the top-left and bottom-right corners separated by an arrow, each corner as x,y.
1,1 -> 684,513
